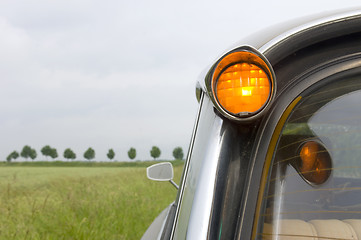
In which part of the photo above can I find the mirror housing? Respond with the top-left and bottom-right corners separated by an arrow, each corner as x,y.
147,162 -> 178,189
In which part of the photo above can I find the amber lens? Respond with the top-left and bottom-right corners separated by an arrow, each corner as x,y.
299,141 -> 332,185
215,62 -> 271,114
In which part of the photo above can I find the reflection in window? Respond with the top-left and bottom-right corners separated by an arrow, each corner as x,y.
257,77 -> 361,240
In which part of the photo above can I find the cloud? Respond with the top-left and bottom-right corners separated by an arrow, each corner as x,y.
1,0 -> 360,161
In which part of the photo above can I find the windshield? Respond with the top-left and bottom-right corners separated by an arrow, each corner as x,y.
256,75 -> 361,239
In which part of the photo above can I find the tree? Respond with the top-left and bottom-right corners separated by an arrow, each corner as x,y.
6,154 -> 12,162
150,146 -> 161,160
84,147 -> 95,161
173,147 -> 184,160
41,145 -> 52,159
107,149 -> 115,160
42,145 -> 58,160
21,145 -> 34,161
128,147 -> 136,160
50,148 -> 58,160
30,149 -> 37,160
63,148 -> 76,161
6,151 -> 19,162
13,151 -> 20,161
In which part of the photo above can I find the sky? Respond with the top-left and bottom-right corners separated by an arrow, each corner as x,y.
1,0 -> 360,161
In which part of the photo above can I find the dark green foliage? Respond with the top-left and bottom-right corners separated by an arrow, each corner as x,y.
128,147 -> 136,160
84,147 -> 95,161
150,146 -> 161,160
6,151 -> 19,162
172,147 -> 184,160
30,149 -> 37,160
20,145 -> 32,159
50,148 -> 58,159
63,148 -> 76,161
41,145 -> 51,158
21,145 -> 36,160
107,149 -> 115,160
41,145 -> 58,160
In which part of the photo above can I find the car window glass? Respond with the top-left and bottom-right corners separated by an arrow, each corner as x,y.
256,75 -> 361,240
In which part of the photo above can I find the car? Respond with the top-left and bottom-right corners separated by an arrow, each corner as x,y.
143,10 -> 361,240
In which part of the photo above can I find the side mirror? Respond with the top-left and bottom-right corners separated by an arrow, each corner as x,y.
147,162 -> 179,189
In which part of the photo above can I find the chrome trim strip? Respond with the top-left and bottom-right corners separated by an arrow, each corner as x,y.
186,115 -> 223,239
172,95 -> 225,239
170,92 -> 204,239
259,10 -> 361,54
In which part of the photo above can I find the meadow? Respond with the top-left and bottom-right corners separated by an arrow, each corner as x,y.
0,161 -> 184,240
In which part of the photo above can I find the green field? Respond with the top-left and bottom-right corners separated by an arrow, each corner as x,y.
0,161 -> 184,240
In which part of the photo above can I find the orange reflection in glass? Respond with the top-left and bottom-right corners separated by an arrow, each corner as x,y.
298,141 -> 332,185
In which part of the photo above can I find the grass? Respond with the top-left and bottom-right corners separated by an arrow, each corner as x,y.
0,161 -> 184,240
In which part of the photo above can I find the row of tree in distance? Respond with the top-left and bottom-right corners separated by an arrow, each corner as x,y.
6,145 -> 184,162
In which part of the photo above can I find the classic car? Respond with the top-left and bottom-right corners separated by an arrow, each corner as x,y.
143,9 -> 361,240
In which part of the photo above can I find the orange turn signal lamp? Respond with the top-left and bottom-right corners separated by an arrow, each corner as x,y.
210,47 -> 275,121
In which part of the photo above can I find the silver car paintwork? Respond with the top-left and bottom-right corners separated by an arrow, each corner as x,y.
163,10 -> 361,240
141,204 -> 172,240
172,95 -> 224,239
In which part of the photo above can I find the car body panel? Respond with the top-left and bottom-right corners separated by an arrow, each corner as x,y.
143,9 -> 361,240
141,204 -> 172,240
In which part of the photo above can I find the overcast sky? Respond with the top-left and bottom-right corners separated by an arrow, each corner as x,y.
1,1 -> 360,161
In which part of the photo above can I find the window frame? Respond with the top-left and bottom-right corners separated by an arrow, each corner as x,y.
235,54 -> 361,240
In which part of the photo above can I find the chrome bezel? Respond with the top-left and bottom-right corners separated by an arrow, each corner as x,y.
205,46 -> 276,122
